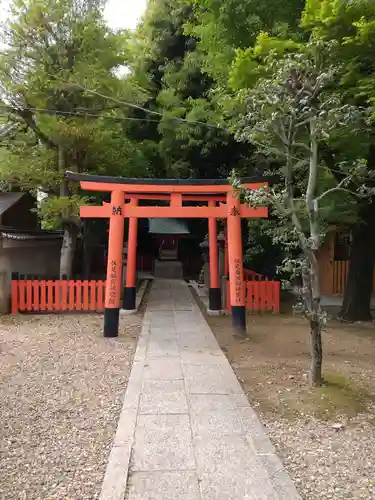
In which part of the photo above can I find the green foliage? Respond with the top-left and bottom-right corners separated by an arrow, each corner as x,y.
38,194 -> 88,230
233,40 -> 367,266
127,0 -> 260,179
0,0 -> 149,229
229,33 -> 301,91
185,0 -> 306,84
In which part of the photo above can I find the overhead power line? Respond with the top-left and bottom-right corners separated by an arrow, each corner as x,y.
0,101 -> 224,130
72,83 -> 224,130
0,104 -> 162,122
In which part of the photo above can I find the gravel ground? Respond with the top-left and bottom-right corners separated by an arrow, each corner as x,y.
0,314 -> 141,500
264,414 -> 375,500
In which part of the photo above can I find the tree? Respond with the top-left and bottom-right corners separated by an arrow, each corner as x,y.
126,0 -> 260,180
184,0 -> 306,86
301,0 -> 375,321
233,41 -> 365,386
0,0 -> 148,278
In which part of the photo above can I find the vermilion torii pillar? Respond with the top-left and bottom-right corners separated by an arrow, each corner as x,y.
104,190 -> 125,337
208,201 -> 221,313
123,199 -> 138,311
67,172 -> 269,337
226,191 -> 246,336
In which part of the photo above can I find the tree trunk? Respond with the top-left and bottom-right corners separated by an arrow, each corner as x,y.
339,222 -> 375,322
82,220 -> 92,280
58,145 -> 78,280
301,255 -> 324,387
309,317 -> 323,386
60,225 -> 77,279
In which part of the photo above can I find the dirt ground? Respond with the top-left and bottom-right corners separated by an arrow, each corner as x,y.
0,313 -> 141,500
207,311 -> 375,500
208,313 -> 375,419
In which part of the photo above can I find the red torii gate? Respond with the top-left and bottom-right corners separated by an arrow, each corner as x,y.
66,173 -> 268,337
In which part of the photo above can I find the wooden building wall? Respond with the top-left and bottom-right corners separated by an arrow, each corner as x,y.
318,231 -> 375,296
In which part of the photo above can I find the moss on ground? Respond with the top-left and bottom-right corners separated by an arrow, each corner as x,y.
285,372 -> 375,420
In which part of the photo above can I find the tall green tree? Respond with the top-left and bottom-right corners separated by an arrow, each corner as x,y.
0,0 -> 148,277
193,0 -> 375,322
301,0 -> 375,321
127,0 -> 259,180
234,41 -> 366,385
184,0 -> 306,85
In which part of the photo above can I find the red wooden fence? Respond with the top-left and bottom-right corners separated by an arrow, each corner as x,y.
226,278 -> 280,313
12,280 -> 106,314
245,280 -> 280,312
243,269 -> 264,281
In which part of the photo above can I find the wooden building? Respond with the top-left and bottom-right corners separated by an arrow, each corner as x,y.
0,192 -> 62,312
318,229 -> 375,297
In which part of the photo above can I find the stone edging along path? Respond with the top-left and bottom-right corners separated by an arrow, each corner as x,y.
99,279 -> 301,500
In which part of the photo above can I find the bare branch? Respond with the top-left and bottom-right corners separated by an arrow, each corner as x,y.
292,141 -> 310,152
306,121 -> 320,251
315,174 -> 361,203
275,119 -> 288,145
317,186 -> 360,202
295,118 -> 312,129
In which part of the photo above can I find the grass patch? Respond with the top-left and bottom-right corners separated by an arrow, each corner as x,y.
287,372 -> 375,420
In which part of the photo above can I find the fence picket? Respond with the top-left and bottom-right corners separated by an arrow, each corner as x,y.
32,281 -> 39,312
61,281 -> 68,310
18,281 -> 26,311
97,281 -> 104,311
68,281 -> 75,310
75,281 -> 82,311
246,282 -> 253,310
40,280 -> 47,311
25,281 -> 33,311
47,281 -> 54,311
253,281 -> 262,311
53,281 -> 61,311
274,282 -> 280,313
11,281 -> 18,314
89,281 -> 97,311
82,281 -> 89,310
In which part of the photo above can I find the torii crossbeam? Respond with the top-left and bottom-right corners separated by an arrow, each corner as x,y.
66,173 -> 269,337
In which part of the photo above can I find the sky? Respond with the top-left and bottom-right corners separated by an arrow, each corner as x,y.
104,0 -> 148,30
0,0 -> 148,31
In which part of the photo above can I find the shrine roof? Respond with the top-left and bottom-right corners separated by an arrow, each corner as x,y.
148,218 -> 190,235
66,172 -> 275,187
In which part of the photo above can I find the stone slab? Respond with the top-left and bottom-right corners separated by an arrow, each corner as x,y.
238,407 -> 277,455
258,453 -> 302,499
188,394 -> 247,413
132,414 -> 196,471
139,379 -> 188,414
183,364 -> 243,395
143,357 -> 183,380
147,339 -> 179,357
180,351 -> 225,365
190,410 -> 244,437
193,433 -> 263,475
126,471 -> 201,500
197,471 -> 278,500
99,444 -> 131,500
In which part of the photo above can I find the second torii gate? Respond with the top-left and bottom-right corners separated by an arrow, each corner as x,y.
66,173 -> 268,337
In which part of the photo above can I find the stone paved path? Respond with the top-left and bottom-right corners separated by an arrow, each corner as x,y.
100,279 -> 301,500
